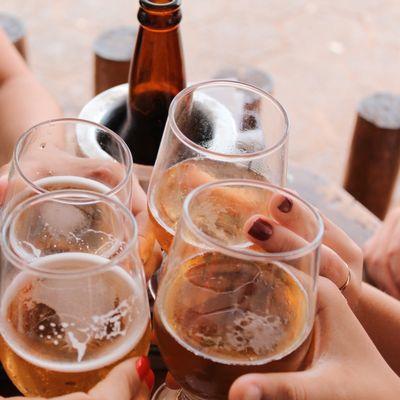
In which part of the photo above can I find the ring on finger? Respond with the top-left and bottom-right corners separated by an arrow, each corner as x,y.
339,263 -> 351,292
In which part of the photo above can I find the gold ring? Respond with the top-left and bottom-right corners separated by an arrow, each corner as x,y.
339,264 -> 351,292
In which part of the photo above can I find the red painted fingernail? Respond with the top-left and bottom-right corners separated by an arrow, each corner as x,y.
136,356 -> 150,381
248,218 -> 273,241
145,369 -> 155,391
278,197 -> 293,213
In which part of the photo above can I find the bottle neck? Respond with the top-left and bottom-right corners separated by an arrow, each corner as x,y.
129,0 -> 185,92
138,0 -> 182,31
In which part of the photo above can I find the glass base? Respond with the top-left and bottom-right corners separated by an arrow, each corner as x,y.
152,384 -> 180,400
152,384 -> 204,400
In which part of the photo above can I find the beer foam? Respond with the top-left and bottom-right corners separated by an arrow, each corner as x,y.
0,253 -> 149,373
225,311 -> 285,355
34,176 -> 112,194
6,176 -> 112,212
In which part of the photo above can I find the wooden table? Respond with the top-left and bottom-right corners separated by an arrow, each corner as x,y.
288,163 -> 381,246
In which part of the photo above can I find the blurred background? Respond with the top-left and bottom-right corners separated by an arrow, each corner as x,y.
2,0 -> 400,189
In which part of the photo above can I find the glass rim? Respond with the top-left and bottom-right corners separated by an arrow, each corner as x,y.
140,0 -> 181,8
169,79 -> 289,161
182,179 -> 324,261
13,117 -> 134,198
1,189 -> 139,278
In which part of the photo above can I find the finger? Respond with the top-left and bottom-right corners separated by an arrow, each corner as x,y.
319,245 -> 353,296
85,159 -> 126,190
269,192 -> 318,241
245,216 -> 351,294
386,218 -> 400,288
363,233 -> 391,290
132,175 -> 147,215
270,193 -> 360,265
364,210 -> 400,270
143,242 -> 163,281
244,215 -> 306,253
179,162 -> 214,192
88,357 -> 154,400
136,210 -> 159,268
0,174 -> 8,205
364,227 -> 400,298
229,367 -> 336,400
165,372 -> 181,390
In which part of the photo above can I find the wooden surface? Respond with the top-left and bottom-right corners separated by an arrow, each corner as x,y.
289,163 -> 381,246
94,26 -> 136,95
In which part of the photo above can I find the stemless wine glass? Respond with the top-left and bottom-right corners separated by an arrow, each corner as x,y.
0,190 -> 150,397
148,80 -> 289,252
2,118 -> 133,215
153,179 -> 323,400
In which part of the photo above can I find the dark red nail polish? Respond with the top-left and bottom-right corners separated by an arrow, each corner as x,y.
145,369 -> 155,391
248,218 -> 273,241
278,197 -> 293,213
136,356 -> 150,381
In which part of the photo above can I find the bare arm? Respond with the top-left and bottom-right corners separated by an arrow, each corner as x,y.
356,282 -> 400,376
0,29 -> 61,165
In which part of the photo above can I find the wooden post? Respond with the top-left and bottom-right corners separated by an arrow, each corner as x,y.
344,93 -> 400,219
93,26 -> 137,95
213,67 -> 274,94
0,13 -> 27,59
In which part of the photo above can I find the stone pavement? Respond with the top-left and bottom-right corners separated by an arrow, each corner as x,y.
2,0 -> 400,203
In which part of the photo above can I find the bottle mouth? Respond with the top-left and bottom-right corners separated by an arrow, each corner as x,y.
139,0 -> 181,9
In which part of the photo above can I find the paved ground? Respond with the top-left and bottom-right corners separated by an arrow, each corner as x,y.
2,0 -> 400,203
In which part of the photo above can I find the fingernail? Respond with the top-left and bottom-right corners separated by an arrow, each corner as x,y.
145,369 -> 155,391
278,197 -> 293,213
248,218 -> 273,241
136,356 -> 150,381
244,385 -> 262,400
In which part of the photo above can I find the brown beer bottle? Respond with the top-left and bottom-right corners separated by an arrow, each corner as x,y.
121,0 -> 186,186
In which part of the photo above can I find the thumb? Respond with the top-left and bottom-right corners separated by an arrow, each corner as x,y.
229,369 -> 333,400
88,357 -> 153,400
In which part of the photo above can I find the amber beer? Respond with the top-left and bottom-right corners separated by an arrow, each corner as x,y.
148,158 -> 268,251
0,253 -> 151,397
121,0 -> 186,186
154,253 -> 312,399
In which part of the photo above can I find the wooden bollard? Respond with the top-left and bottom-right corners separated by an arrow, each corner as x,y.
344,93 -> 400,219
213,67 -> 274,94
0,13 -> 27,59
93,26 -> 137,95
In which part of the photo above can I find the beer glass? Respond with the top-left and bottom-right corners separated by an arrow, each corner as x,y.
2,118 -> 133,215
148,80 -> 289,252
153,180 -> 323,400
0,190 -> 151,397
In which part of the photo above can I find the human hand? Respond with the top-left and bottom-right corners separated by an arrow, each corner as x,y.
364,207 -> 400,299
2,357 -> 154,400
244,193 -> 363,309
229,278 -> 400,400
